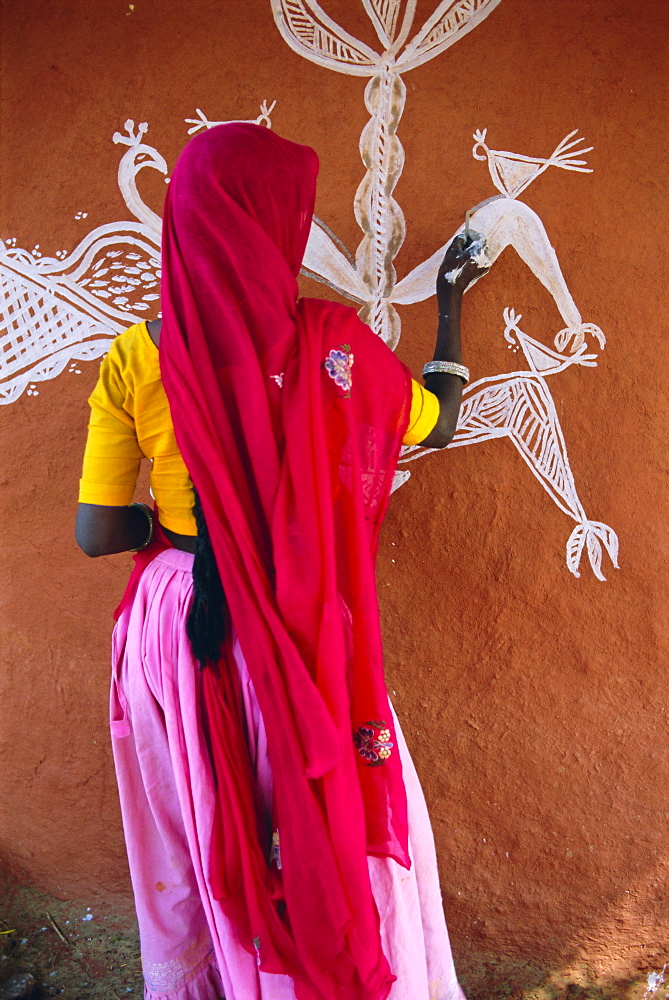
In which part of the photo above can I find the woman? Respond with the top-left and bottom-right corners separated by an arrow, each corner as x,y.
76,124 -> 490,1000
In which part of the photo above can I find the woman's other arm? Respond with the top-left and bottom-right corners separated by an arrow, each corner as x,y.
75,503 -> 152,557
420,233 -> 490,449
76,328 -> 152,558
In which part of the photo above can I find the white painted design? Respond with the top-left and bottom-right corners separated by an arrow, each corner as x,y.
643,964 -> 667,999
0,119 -> 163,404
0,105 -> 273,406
0,225 -> 160,405
398,310 -> 618,580
271,1 -> 617,580
472,127 -> 592,199
390,190 -> 605,354
112,119 -> 167,239
185,100 -> 276,134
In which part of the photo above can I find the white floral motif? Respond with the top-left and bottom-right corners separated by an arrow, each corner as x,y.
324,345 -> 354,395
143,929 -> 214,990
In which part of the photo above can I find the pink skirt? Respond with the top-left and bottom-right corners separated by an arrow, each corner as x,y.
111,548 -> 466,1000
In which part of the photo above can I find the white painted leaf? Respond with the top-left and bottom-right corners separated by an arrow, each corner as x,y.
593,521 -> 620,571
361,0 -> 402,46
398,0 -> 504,72
270,0 -> 380,75
302,219 -> 369,301
566,524 -> 587,578
586,526 -> 605,581
391,468 -> 412,492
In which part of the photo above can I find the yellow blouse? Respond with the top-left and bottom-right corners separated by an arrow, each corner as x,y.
79,322 -> 439,535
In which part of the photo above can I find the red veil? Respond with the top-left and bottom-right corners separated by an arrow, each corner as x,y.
160,124 -> 412,1000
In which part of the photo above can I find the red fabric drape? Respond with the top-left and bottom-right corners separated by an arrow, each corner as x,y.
160,123 -> 412,1000
113,517 -> 170,622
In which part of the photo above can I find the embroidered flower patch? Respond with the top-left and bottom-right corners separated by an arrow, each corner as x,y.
324,345 -> 354,396
354,720 -> 393,766
270,830 -> 282,870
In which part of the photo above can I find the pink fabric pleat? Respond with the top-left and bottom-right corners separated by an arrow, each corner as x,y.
111,549 -> 466,1000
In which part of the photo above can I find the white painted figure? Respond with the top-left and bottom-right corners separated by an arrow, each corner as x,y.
0,107 -> 271,406
0,120 -> 163,405
398,309 -> 618,580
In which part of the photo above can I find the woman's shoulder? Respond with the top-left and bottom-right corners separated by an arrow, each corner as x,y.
114,320 -> 153,353
104,321 -> 156,372
90,323 -> 158,405
299,297 -> 410,396
298,297 -> 357,324
298,298 -> 383,348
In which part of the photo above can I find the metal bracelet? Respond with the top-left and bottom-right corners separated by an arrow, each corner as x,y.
422,360 -> 470,384
130,502 -> 154,552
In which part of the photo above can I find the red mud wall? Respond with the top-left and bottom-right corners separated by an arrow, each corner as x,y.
1,0 -> 668,993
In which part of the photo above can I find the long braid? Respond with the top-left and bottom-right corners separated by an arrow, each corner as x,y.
186,489 -> 228,670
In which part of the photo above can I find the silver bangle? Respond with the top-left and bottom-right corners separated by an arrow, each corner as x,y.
130,502 -> 154,552
422,361 -> 470,384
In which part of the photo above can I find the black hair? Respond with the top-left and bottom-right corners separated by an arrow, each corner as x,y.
186,489 -> 228,670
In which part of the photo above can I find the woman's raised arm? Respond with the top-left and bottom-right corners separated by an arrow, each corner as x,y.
419,232 -> 491,449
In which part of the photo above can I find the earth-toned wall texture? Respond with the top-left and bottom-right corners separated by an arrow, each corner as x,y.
1,0 -> 668,996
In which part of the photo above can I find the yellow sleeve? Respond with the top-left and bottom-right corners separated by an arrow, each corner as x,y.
402,379 -> 440,446
78,338 -> 143,505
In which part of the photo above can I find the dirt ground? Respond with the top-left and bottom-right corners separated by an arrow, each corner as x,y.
0,882 -> 667,1000
0,884 -> 142,999
456,953 -> 669,1000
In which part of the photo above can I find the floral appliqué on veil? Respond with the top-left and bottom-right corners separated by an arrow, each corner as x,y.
354,721 -> 393,766
324,345 -> 354,396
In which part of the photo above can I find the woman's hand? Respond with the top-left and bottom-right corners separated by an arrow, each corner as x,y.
437,231 -> 491,296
